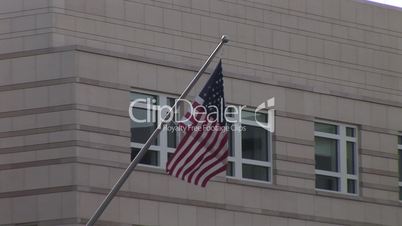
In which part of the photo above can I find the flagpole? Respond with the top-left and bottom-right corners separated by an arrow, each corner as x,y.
86,35 -> 229,226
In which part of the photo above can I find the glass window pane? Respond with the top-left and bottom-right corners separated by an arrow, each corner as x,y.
131,107 -> 157,144
167,152 -> 174,162
316,175 -> 339,191
399,150 -> 402,182
131,148 -> 159,166
167,97 -> 178,148
400,187 -> 402,201
315,137 -> 338,172
399,136 -> 402,145
242,125 -> 268,161
167,121 -> 177,148
242,164 -> 269,181
315,122 -> 338,134
228,123 -> 234,156
347,142 -> 355,175
226,162 -> 235,176
241,110 -> 267,123
346,127 -> 355,137
167,97 -> 180,117
347,179 -> 357,194
225,106 -> 236,118
130,92 -> 158,105
167,97 -> 175,106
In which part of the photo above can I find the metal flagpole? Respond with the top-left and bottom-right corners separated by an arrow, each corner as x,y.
86,35 -> 229,226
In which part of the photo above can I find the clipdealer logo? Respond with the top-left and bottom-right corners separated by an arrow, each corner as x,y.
255,97 -> 275,133
129,97 -> 275,132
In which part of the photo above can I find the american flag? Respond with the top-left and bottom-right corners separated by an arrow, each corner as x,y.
166,61 -> 228,187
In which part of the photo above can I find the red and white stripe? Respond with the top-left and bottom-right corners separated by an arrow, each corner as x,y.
166,96 -> 228,187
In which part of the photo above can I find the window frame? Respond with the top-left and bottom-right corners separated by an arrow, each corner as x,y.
314,120 -> 359,195
226,107 -> 273,184
130,90 -> 179,169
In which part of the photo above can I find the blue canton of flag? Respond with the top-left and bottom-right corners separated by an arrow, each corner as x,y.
199,60 -> 226,126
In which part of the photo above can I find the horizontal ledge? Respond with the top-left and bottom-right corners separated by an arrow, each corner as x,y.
360,167 -> 399,178
273,135 -> 315,146
362,182 -> 400,192
0,45 -> 402,110
0,124 -> 130,139
360,149 -> 399,160
0,103 -> 128,119
274,154 -> 315,165
274,169 -> 315,180
0,140 -> 130,155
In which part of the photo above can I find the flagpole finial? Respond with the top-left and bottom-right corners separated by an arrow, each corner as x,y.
221,35 -> 229,43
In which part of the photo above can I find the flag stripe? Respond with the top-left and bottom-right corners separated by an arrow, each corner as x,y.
196,151 -> 229,186
166,111 -> 206,170
174,121 -> 217,177
180,126 -> 222,180
175,121 -> 218,179
167,115 -> 207,174
201,163 -> 227,187
182,130 -> 226,182
191,142 -> 228,185
187,134 -> 228,183
166,130 -> 192,171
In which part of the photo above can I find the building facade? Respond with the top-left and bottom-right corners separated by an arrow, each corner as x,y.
1,0 -> 402,225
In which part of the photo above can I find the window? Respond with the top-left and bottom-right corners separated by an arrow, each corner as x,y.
131,91 -> 272,183
398,135 -> 402,200
314,121 -> 358,194
226,110 -> 272,182
130,91 -> 178,168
